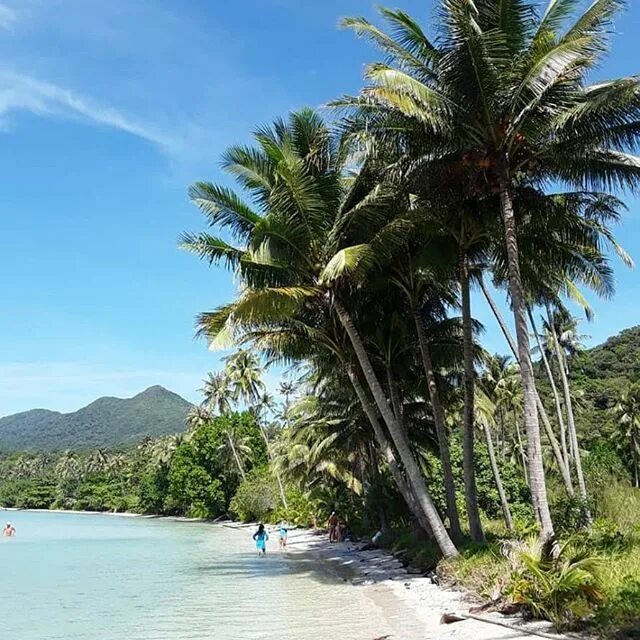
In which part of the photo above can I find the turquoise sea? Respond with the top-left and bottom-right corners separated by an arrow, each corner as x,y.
0,511 -> 424,639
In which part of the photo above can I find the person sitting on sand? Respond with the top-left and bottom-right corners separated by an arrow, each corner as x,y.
2,522 -> 15,537
253,523 -> 269,556
328,511 -> 338,542
278,521 -> 288,550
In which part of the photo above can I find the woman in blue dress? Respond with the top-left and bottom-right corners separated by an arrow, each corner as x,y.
253,523 -> 269,555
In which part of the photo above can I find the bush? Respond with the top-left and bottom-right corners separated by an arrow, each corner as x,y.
272,488 -> 317,527
551,496 -> 591,536
504,536 -> 604,630
229,469 -> 278,522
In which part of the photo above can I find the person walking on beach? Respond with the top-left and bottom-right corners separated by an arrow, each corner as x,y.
2,522 -> 15,537
278,521 -> 288,550
253,523 -> 269,556
328,511 -> 338,543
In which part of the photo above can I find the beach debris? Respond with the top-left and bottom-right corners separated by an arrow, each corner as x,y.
441,613 -> 465,624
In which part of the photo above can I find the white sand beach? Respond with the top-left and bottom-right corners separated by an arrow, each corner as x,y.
263,526 -> 572,640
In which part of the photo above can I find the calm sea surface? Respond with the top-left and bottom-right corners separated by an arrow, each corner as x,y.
0,511 -> 424,639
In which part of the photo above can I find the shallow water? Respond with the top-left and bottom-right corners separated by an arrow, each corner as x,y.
0,511 -> 425,639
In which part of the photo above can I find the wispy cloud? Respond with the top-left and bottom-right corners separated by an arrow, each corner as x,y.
0,3 -> 17,30
0,70 -> 177,151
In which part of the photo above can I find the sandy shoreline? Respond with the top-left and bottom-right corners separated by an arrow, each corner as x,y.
8,509 -> 571,639
224,522 -> 571,640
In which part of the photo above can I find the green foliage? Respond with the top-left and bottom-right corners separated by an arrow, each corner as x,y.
273,488 -> 317,527
229,468 -> 278,522
505,537 -> 605,629
0,386 -> 192,451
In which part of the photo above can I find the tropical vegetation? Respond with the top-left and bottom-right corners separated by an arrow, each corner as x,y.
3,0 -> 640,635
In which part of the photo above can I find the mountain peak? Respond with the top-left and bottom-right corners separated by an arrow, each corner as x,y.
0,386 -> 193,451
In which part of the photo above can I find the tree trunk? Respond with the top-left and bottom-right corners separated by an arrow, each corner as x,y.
411,306 -> 463,542
336,301 -> 457,558
515,417 -> 528,481
460,252 -> 485,543
482,421 -> 514,532
546,306 -> 590,515
527,305 -> 571,473
479,276 -> 574,496
258,423 -> 288,509
227,434 -> 246,481
368,442 -> 390,535
498,168 -> 554,539
347,367 -> 433,536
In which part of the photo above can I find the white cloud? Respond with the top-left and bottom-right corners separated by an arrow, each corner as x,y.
0,3 -> 17,30
0,70 -> 179,152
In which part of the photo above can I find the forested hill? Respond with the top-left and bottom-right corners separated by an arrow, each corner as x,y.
569,326 -> 640,439
0,386 -> 192,451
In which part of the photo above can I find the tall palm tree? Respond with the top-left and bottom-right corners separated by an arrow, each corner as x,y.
224,349 -> 265,408
342,0 -> 640,538
202,372 -> 233,416
182,110 -> 458,557
614,385 -> 640,488
544,306 -> 590,509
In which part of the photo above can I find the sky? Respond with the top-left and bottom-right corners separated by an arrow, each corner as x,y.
1,0 -> 639,416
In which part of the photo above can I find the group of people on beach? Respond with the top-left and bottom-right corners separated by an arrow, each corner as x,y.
252,510 -> 347,555
2,522 -> 15,537
252,521 -> 288,556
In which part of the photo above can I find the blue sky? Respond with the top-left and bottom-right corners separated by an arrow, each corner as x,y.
1,0 -> 639,416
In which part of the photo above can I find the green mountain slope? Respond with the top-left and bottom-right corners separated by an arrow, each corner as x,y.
0,386 -> 192,451
555,326 -> 640,443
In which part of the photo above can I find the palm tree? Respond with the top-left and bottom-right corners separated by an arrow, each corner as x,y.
224,349 -> 265,408
85,449 -> 109,475
544,306 -> 590,509
614,385 -> 640,488
342,0 -> 640,538
182,110 -> 458,557
475,384 -> 514,533
55,451 -> 80,482
218,424 -> 251,481
202,372 -> 233,416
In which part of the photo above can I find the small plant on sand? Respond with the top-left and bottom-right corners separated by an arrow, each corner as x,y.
503,537 -> 604,630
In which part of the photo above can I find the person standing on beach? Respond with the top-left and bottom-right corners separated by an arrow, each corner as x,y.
253,523 -> 269,556
328,511 -> 338,543
278,521 -> 288,550
2,522 -> 15,537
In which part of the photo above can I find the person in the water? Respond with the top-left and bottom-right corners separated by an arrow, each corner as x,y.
253,523 -> 269,556
278,521 -> 288,550
2,522 -> 15,537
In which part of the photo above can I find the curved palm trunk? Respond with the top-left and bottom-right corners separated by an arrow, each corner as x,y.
482,421 -> 513,533
460,253 -> 485,543
527,305 -> 571,472
412,307 -> 463,542
498,172 -> 554,539
336,301 -> 457,558
347,367 -> 433,536
257,424 -> 288,510
480,276 -> 574,496
227,433 -> 246,481
546,306 -> 589,516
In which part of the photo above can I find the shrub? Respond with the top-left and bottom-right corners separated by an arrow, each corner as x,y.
229,469 -> 278,522
551,496 -> 591,536
504,536 -> 604,630
272,488 -> 316,527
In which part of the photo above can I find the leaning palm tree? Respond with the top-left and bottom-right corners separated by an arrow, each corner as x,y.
341,0 -> 640,538
182,109 -> 458,557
